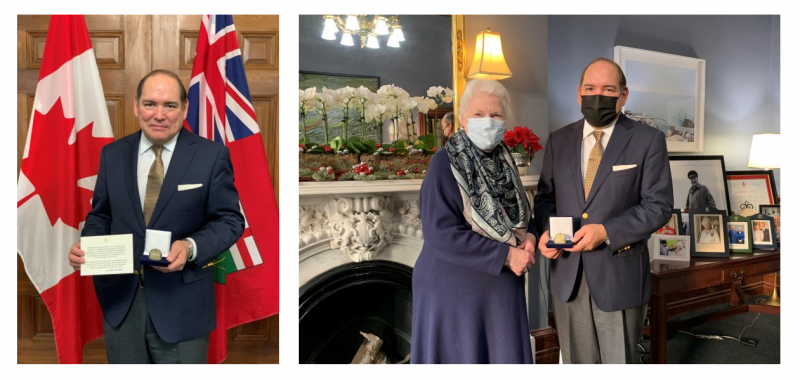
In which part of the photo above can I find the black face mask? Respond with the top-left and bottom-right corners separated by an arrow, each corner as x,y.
581,95 -> 619,127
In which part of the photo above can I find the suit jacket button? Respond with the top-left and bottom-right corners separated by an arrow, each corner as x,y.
582,213 -> 588,219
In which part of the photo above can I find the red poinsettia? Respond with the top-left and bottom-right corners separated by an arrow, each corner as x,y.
503,126 -> 543,157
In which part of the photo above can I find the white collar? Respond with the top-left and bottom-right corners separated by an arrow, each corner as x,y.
582,114 -> 620,140
138,130 -> 180,156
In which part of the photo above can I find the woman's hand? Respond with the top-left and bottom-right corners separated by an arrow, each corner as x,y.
518,233 -> 537,256
506,246 -> 534,276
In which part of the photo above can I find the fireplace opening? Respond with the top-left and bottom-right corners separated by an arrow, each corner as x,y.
299,260 -> 413,364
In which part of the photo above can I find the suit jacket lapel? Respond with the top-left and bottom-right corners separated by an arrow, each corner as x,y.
584,114 -> 633,207
567,121 -> 586,207
123,131 -> 146,231
147,129 -> 197,228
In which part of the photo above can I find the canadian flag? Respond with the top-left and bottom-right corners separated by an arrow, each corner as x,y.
17,15 -> 114,363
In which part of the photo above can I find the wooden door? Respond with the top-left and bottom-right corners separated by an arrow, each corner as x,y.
17,14 -> 279,364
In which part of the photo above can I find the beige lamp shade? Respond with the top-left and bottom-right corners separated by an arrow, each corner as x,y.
467,28 -> 512,80
748,133 -> 780,169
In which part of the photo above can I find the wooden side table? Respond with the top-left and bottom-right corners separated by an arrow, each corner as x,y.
643,249 -> 780,363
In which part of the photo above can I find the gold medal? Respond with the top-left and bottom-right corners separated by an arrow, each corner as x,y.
554,233 -> 566,244
148,248 -> 163,261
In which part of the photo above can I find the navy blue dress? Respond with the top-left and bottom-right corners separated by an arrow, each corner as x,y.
411,150 -> 533,364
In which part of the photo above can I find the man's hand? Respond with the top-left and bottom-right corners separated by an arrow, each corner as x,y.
68,242 -> 85,271
506,246 -> 535,276
565,224 -> 607,252
537,230 -> 563,259
153,240 -> 189,273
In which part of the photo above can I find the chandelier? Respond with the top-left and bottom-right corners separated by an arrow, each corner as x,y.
321,15 -> 405,49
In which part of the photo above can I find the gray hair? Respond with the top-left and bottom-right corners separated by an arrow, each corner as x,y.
442,112 -> 454,126
457,79 -> 513,124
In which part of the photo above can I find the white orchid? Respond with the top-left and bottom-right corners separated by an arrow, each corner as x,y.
426,86 -> 444,97
318,87 -> 342,111
426,85 -> 454,105
299,87 -> 318,142
414,96 -> 438,114
354,86 -> 372,100
378,84 -> 410,100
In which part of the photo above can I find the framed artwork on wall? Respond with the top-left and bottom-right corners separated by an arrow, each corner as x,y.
299,71 -> 381,92
614,46 -> 706,153
299,71 -> 382,143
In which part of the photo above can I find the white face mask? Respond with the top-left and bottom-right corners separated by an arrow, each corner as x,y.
466,117 -> 506,151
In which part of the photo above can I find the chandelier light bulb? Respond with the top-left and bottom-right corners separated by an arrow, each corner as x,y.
392,26 -> 405,42
366,34 -> 380,49
321,15 -> 405,50
322,18 -> 338,39
387,33 -> 400,48
340,33 -> 355,46
344,15 -> 360,31
375,18 -> 390,35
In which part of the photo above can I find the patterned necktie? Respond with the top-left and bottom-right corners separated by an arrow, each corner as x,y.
143,145 -> 164,226
583,131 -> 604,200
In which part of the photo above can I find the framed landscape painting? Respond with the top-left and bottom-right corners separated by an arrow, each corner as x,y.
615,46 -> 706,152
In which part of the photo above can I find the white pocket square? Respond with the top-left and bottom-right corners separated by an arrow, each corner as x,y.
178,184 -> 203,191
613,164 -> 637,171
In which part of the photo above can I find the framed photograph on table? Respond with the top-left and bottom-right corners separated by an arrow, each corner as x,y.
614,46 -> 706,152
689,208 -> 729,258
650,235 -> 691,262
750,213 -> 777,250
726,215 -> 753,254
670,156 -> 731,213
655,209 -> 684,235
759,204 -> 780,217
759,205 -> 780,245
725,170 -> 778,216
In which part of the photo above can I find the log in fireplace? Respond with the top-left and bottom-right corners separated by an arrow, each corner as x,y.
299,260 -> 413,364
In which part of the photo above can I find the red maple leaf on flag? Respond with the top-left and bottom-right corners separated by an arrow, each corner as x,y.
21,98 -> 114,230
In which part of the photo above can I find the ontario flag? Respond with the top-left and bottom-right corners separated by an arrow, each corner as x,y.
184,15 -> 279,363
17,16 -> 114,363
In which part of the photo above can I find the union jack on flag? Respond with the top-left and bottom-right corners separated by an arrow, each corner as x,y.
186,15 -> 260,144
183,14 -> 279,363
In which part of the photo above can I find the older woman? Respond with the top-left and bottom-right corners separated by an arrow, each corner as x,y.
698,217 -> 720,244
411,79 -> 537,364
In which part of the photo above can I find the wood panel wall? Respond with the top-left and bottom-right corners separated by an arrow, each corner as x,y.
17,14 -> 279,364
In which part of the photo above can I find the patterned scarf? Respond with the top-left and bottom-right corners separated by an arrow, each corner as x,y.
445,130 -> 530,246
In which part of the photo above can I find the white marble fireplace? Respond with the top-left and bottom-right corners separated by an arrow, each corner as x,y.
299,176 -> 539,286
298,175 -> 540,363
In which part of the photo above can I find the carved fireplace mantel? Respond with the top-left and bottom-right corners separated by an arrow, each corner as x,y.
299,176 -> 539,286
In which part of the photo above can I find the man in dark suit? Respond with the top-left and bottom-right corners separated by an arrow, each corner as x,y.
728,225 -> 738,244
535,58 -> 673,363
68,70 -> 244,363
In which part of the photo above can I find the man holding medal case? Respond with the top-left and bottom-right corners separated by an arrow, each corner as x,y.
534,58 -> 673,364
67,70 -> 244,363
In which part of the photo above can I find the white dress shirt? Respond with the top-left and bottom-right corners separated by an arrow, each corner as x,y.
137,133 -> 197,261
581,115 -> 620,181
